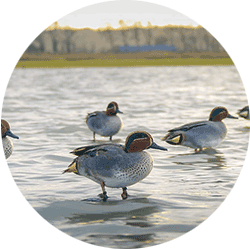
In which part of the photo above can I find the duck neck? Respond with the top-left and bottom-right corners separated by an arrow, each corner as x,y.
106,108 -> 116,116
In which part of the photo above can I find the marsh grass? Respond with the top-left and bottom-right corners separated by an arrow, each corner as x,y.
16,52 -> 233,68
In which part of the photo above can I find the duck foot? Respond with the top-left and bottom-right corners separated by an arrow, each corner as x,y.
121,187 -> 128,200
98,191 -> 108,201
99,182 -> 108,201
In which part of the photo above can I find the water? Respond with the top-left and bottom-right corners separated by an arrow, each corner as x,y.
2,66 -> 249,248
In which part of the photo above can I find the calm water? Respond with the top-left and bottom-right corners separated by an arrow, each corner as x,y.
2,66 -> 249,248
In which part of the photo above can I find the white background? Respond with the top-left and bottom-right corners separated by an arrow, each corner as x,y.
0,1 -> 249,249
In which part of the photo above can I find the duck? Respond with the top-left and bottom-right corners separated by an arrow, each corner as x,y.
63,131 -> 168,201
1,119 -> 19,159
161,106 -> 238,152
86,101 -> 123,141
237,105 -> 249,120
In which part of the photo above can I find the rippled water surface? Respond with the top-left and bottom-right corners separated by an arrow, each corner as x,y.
2,66 -> 249,248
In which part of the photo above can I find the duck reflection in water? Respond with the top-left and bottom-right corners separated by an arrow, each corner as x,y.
169,148 -> 226,169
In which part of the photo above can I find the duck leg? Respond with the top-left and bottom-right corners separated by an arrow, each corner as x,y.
121,187 -> 128,200
109,136 -> 112,141
93,132 -> 96,141
98,182 -> 108,201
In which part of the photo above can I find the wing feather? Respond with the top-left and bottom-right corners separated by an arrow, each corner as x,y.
70,144 -> 123,156
168,121 -> 208,132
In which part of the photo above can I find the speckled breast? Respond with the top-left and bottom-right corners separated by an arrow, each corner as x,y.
2,137 -> 13,159
105,151 -> 154,188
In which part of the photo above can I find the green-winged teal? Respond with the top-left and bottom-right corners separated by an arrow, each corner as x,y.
237,105 -> 249,120
86,101 -> 123,141
63,131 -> 168,201
162,106 -> 238,152
1,119 -> 19,159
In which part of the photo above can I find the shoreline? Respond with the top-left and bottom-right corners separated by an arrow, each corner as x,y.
16,58 -> 234,68
16,52 -> 234,68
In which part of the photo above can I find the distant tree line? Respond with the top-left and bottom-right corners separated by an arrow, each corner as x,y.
26,21 -> 225,54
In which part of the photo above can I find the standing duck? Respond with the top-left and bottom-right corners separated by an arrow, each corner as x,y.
237,105 -> 249,120
162,106 -> 238,152
86,101 -> 123,141
63,131 -> 168,201
1,119 -> 19,159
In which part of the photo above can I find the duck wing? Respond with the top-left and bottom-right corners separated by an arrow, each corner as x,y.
71,144 -> 108,156
238,105 -> 249,113
70,144 -> 123,156
162,121 -> 209,145
168,121 -> 208,132
85,111 -> 104,122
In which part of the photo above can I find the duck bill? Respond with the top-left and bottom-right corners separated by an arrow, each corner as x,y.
227,114 -> 238,119
149,141 -> 168,151
117,109 -> 123,114
6,129 -> 19,139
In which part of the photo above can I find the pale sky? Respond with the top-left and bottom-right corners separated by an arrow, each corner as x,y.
57,0 -> 199,29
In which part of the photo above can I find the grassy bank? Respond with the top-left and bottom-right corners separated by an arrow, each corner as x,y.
16,58 -> 233,68
16,52 -> 234,68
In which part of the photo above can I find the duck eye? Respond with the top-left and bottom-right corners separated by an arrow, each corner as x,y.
107,103 -> 114,109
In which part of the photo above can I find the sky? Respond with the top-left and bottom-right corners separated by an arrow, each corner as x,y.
57,0 -> 199,29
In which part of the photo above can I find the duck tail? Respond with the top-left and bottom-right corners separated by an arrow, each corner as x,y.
62,159 -> 78,174
161,133 -> 183,145
85,114 -> 89,123
238,110 -> 248,119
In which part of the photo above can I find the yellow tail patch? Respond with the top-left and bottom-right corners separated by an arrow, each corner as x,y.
240,111 -> 248,118
62,161 -> 78,174
166,134 -> 183,145
170,135 -> 181,144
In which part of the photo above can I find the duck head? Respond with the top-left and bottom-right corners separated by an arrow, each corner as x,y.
209,107 -> 238,121
124,131 -> 168,153
1,119 -> 19,139
106,101 -> 123,116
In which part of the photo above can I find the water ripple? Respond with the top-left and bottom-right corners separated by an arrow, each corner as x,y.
2,66 -> 248,247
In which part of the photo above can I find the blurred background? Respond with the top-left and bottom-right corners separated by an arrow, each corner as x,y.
17,1 -> 232,68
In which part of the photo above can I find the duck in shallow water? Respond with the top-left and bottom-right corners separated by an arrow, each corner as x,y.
161,106 -> 238,152
237,105 -> 249,120
86,101 -> 123,141
1,119 -> 19,159
63,131 -> 168,201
